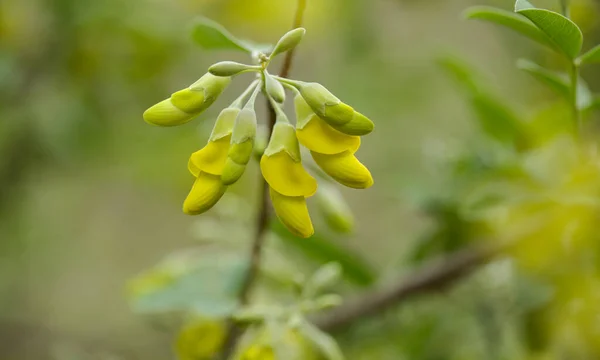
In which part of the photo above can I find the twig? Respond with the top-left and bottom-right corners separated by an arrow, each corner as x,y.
217,1 -> 308,358
314,240 -> 513,331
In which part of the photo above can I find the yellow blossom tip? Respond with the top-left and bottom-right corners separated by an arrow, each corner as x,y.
143,99 -> 194,127
170,88 -> 206,114
270,187 -> 314,238
260,152 -> 317,197
188,135 -> 231,177
296,115 -> 361,155
183,172 -> 227,215
311,150 -> 374,189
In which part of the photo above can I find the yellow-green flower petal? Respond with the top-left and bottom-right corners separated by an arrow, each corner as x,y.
270,187 -> 314,238
188,135 -> 231,177
311,150 -> 374,189
183,172 -> 227,215
261,152 -> 317,197
297,115 -> 360,155
170,88 -> 206,113
175,320 -> 226,360
333,111 -> 374,136
143,99 -> 194,127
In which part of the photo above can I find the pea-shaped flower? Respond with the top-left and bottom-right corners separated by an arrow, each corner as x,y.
183,108 -> 238,215
295,81 -> 374,136
144,73 -> 231,127
261,122 -> 317,238
294,94 -> 373,189
221,108 -> 257,185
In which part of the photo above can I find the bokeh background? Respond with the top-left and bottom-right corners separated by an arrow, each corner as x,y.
2,0 -> 600,359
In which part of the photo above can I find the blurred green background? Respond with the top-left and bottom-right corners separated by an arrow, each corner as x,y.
2,0 -> 600,359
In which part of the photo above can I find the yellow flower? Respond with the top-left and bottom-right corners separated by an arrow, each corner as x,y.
175,320 -> 226,360
311,150 -> 374,189
294,94 -> 360,155
222,108 -> 258,185
184,108 -> 238,215
261,122 -> 317,237
183,172 -> 227,215
261,123 -> 317,197
144,73 -> 231,127
270,187 -> 314,238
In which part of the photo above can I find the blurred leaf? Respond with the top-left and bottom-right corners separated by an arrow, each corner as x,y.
128,251 -> 247,317
299,320 -> 344,360
517,58 -> 570,98
439,56 -> 525,147
191,17 -> 261,53
303,262 -> 342,298
517,59 -> 592,110
270,221 -> 376,287
578,44 -> 600,65
464,6 -> 556,50
515,0 -> 583,59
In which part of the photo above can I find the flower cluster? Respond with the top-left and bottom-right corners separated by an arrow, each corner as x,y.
143,27 -> 374,238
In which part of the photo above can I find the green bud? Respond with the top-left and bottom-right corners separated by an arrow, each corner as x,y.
221,108 -> 257,185
253,127 -> 269,160
210,107 -> 240,141
317,183 -> 354,233
265,72 -> 286,103
264,122 -> 300,161
298,82 -> 354,126
333,111 -> 374,136
209,61 -> 258,77
143,73 -> 231,127
270,27 -> 306,58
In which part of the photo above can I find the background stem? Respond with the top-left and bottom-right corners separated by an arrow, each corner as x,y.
570,62 -> 581,137
217,1 -> 307,358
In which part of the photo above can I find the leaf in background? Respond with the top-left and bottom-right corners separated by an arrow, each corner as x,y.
464,6 -> 556,50
516,59 -> 592,110
515,0 -> 583,59
439,56 -> 525,147
270,221 -> 376,287
128,250 -> 248,317
191,17 -> 265,53
577,44 -> 600,65
299,320 -> 344,360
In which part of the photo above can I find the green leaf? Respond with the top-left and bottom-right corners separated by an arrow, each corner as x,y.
464,6 -> 556,50
191,17 -> 257,52
517,59 -> 592,109
515,0 -> 583,59
128,250 -> 247,316
517,59 -> 570,97
299,320 -> 344,360
270,221 -> 376,286
578,44 -> 600,65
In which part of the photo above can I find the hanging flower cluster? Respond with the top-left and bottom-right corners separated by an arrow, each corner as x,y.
143,27 -> 374,238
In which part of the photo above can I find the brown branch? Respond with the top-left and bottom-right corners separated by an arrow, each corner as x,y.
315,240 -> 513,331
217,2 -> 308,358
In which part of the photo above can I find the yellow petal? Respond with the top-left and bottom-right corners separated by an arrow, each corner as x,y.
183,172 -> 227,215
143,99 -> 194,127
188,135 -> 231,177
270,187 -> 314,238
260,152 -> 317,197
311,151 -> 374,189
296,115 -> 360,155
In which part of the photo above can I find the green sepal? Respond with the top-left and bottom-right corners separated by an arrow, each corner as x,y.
264,123 -> 301,161
298,82 -> 354,126
294,94 -> 315,129
189,73 -> 232,112
231,108 -> 257,144
210,108 -> 239,141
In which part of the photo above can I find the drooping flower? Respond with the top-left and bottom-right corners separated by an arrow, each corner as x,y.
183,107 -> 237,215
144,73 -> 231,127
261,121 -> 317,238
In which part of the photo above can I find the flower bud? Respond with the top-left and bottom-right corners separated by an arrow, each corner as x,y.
209,61 -> 258,77
316,183 -> 354,234
311,150 -> 373,189
270,187 -> 314,238
270,27 -> 306,58
265,72 -> 286,103
221,108 -> 257,185
334,111 -> 374,136
144,73 -> 231,127
297,82 -> 354,126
